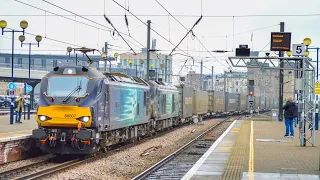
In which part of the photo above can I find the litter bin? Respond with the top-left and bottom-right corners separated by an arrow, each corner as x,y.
271,109 -> 279,121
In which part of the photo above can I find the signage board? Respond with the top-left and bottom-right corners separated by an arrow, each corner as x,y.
292,44 -> 306,56
26,85 -> 33,93
270,32 -> 291,51
8,82 -> 16,90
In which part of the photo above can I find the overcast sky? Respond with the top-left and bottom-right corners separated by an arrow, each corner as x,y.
1,0 -> 320,76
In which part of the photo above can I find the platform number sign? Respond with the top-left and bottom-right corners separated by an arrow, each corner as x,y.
292,44 -> 305,56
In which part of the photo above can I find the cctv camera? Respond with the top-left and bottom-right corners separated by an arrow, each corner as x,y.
265,52 -> 270,56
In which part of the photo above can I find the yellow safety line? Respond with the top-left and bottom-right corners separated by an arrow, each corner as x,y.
248,120 -> 254,180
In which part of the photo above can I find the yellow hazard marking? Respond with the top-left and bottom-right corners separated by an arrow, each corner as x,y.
248,120 -> 254,180
231,128 -> 240,132
220,142 -> 233,147
218,147 -> 232,151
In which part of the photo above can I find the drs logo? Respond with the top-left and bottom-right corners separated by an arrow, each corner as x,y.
64,114 -> 76,118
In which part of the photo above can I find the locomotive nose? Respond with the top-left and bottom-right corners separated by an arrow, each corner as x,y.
36,105 -> 92,127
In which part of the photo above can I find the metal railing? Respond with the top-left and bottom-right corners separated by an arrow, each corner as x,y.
0,62 -> 51,72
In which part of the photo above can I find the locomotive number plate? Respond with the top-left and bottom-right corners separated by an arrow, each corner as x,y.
64,114 -> 76,118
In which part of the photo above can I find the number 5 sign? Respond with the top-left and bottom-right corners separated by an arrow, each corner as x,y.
292,44 -> 306,56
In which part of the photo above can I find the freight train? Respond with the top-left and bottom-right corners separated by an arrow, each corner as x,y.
32,65 -> 275,155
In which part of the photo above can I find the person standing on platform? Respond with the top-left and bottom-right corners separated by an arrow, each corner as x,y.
293,100 -> 299,128
15,93 -> 26,123
283,97 -> 295,138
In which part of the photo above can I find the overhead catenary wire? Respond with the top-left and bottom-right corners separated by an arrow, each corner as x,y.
41,0 -> 142,52
111,0 -> 192,58
4,13 -> 320,17
154,0 -> 230,71
104,15 -> 136,54
13,0 -> 144,49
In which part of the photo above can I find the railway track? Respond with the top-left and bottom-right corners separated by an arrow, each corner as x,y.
0,114 -> 248,180
0,155 -> 82,180
132,115 -> 241,180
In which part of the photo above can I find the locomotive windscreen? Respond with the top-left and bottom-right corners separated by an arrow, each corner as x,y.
47,75 -> 89,97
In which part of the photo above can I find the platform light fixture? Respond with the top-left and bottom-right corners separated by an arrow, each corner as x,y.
303,38 -> 312,47
304,51 -> 310,57
18,35 -> 25,43
0,20 -> 7,29
0,20 -> 30,124
20,20 -> 28,29
286,51 -> 292,57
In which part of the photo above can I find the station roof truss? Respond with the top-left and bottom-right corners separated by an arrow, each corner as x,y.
228,56 -> 314,71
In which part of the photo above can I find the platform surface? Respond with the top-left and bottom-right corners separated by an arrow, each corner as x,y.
182,117 -> 320,180
241,120 -> 320,180
182,120 -> 244,180
0,114 -> 37,140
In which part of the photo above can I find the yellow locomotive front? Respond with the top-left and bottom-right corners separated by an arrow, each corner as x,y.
32,66 -> 105,154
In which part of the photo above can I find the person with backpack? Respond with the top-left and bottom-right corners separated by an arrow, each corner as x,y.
283,97 -> 296,138
15,94 -> 26,123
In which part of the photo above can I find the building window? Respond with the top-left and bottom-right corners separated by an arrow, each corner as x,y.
41,59 -> 46,67
53,60 -> 57,67
123,59 -> 127,67
5,57 -> 10,66
236,81 -> 238,86
31,59 -> 35,66
236,88 -> 238,92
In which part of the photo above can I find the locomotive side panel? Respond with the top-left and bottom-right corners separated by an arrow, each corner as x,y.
213,91 -> 225,113
193,90 -> 209,115
108,83 -> 150,130
156,90 -> 179,120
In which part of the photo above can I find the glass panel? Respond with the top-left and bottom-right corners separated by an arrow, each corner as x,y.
47,76 -> 89,97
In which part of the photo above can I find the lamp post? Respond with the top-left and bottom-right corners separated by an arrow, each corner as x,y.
302,38 -> 318,130
19,34 -> 42,120
101,52 -> 117,73
0,20 -> 28,125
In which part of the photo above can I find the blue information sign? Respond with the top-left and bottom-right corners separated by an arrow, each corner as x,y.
8,82 -> 16,90
26,85 -> 33,93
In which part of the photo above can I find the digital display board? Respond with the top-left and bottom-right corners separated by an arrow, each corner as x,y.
270,32 -> 291,51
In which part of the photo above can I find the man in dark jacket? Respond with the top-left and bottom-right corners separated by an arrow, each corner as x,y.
283,97 -> 296,138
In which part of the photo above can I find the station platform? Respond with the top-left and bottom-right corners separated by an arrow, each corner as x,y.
182,117 -> 320,180
0,114 -> 37,141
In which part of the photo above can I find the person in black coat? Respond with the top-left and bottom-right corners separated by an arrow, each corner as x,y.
283,97 -> 295,138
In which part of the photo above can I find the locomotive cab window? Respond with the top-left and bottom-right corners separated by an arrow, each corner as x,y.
47,76 -> 89,97
97,81 -> 103,95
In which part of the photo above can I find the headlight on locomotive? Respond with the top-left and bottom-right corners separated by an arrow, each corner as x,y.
76,116 -> 90,122
38,115 -> 52,121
